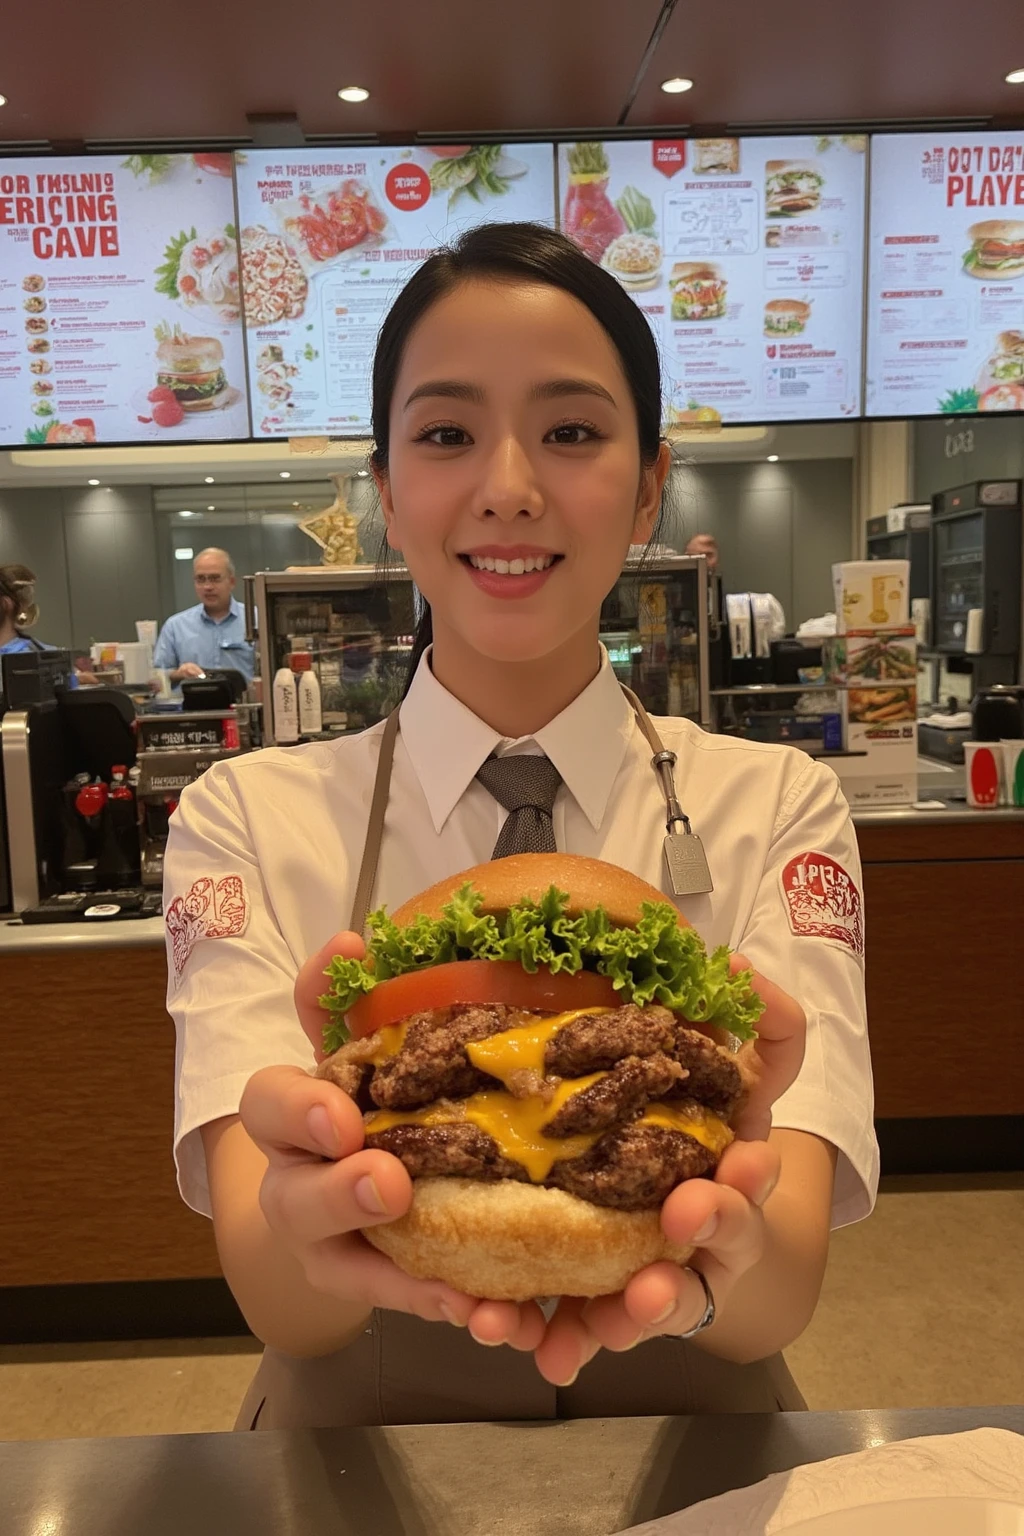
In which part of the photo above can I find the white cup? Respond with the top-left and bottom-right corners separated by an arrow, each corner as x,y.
963,741 -> 1003,808
1000,739 -> 1024,808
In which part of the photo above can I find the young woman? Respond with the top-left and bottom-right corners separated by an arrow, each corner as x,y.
0,564 -> 82,690
165,224 -> 877,1429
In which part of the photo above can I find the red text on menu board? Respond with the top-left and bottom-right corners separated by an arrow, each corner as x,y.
0,170 -> 119,258
921,142 -> 1024,207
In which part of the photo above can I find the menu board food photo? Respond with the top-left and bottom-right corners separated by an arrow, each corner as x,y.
867,131 -> 1024,417
235,145 -> 557,437
0,153 -> 249,446
558,134 -> 867,426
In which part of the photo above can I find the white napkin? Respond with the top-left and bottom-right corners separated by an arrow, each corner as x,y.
613,1427 -> 1024,1535
921,712 -> 972,730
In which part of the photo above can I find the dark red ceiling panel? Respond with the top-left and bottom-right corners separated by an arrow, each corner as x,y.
629,0 -> 1024,128
0,0 -> 663,144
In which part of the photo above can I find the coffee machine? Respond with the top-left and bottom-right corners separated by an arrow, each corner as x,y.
931,479 -> 1021,690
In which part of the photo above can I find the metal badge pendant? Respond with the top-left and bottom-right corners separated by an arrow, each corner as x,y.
664,831 -> 714,897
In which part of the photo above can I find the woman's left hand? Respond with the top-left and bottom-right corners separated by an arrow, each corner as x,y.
526,1135 -> 781,1387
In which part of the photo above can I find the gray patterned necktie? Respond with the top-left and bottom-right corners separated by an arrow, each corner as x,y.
475,753 -> 562,857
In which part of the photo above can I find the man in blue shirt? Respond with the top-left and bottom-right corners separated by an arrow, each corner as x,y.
153,548 -> 254,684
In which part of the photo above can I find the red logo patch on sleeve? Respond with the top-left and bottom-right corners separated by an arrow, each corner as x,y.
166,874 -> 249,978
781,852 -> 863,958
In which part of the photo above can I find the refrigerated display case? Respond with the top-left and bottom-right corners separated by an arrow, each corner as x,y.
249,555 -> 711,745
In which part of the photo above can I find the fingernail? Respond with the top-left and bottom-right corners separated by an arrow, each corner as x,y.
554,1370 -> 579,1388
469,1330 -> 504,1347
755,1172 -> 779,1208
306,1104 -> 337,1156
354,1174 -> 388,1216
693,1213 -> 718,1244
439,1303 -> 467,1329
651,1300 -> 677,1326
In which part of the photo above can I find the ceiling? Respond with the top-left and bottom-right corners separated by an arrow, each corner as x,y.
1,0 -> 1023,148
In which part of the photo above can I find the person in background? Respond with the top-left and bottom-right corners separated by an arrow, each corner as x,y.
0,563 -> 90,686
153,548 -> 254,685
684,532 -> 719,572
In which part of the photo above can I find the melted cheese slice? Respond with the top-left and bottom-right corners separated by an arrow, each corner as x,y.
363,1004 -> 732,1181
639,1102 -> 734,1159
464,1008 -> 610,1086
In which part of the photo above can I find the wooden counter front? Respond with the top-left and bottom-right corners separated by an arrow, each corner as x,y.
0,944 -> 220,1289
856,818 -> 1024,1120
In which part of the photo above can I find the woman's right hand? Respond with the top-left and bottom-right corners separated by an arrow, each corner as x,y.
238,931 -> 547,1351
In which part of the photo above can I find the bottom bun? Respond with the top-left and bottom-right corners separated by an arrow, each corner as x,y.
363,1178 -> 694,1301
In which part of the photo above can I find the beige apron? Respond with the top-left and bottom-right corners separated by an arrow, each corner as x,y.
236,701 -> 807,1429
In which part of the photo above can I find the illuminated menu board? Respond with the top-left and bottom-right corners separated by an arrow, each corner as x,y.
0,152 -> 249,446
866,131 -> 1024,417
557,135 -> 867,425
234,145 -> 557,437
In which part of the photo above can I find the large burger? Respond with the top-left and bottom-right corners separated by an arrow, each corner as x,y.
317,854 -> 763,1301
155,326 -> 228,412
963,221 -> 1024,280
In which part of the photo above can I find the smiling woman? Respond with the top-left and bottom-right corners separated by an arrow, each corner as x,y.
166,220 -> 875,1434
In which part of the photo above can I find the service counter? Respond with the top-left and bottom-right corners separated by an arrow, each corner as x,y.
2,807 -> 1022,1312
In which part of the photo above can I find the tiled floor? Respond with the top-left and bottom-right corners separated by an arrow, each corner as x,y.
2,1176 -> 1021,1440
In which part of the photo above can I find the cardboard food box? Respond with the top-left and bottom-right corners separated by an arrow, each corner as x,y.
822,627 -> 917,685
833,680 -> 918,807
832,561 -> 909,634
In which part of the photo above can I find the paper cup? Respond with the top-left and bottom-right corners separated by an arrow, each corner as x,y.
1000,740 -> 1024,808
963,742 -> 1003,808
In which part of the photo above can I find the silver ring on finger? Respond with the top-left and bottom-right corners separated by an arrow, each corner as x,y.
674,1267 -> 716,1339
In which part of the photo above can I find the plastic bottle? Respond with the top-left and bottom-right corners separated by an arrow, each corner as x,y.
272,664 -> 299,744
292,652 -> 322,736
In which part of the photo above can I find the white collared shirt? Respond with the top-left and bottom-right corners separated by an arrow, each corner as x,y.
166,647 -> 878,1227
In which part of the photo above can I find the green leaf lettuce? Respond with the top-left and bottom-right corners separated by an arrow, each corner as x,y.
320,884 -> 763,1054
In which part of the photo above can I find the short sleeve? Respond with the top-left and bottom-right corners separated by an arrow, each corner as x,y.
152,619 -> 178,671
736,760 -> 878,1229
164,763 -> 314,1216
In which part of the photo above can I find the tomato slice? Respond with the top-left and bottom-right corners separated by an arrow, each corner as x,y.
345,960 -> 620,1039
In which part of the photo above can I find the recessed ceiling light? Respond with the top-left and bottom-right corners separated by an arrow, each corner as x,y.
180,509 -> 195,518
87,478 -> 100,486
660,77 -> 694,94
207,504 -> 215,511
337,85 -> 370,103
0,95 -> 7,109
356,468 -> 369,477
204,475 -> 215,484
766,454 -> 779,462
1006,68 -> 1024,84
279,470 -> 291,478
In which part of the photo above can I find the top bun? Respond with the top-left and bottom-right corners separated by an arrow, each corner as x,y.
968,219 -> 1024,240
157,334 -> 224,366
765,298 -> 811,316
670,261 -> 721,281
391,852 -> 689,933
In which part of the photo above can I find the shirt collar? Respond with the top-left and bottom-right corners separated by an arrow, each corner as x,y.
399,646 -> 634,835
198,598 -> 242,627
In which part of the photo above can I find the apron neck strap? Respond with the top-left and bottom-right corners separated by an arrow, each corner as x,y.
618,684 -> 669,756
348,707 -> 400,936
347,685 -> 668,935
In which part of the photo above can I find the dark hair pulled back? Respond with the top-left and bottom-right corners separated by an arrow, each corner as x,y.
369,223 -> 664,691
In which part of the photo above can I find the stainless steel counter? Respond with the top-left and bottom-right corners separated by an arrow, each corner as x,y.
2,1409 -> 1021,1536
0,914 -> 166,953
